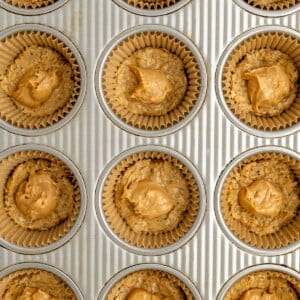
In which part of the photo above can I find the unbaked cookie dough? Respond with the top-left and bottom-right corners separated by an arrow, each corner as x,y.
225,159 -> 299,235
5,159 -> 74,230
0,269 -> 76,300
0,45 -> 74,117
224,271 -> 300,300
116,47 -> 187,116
107,270 -> 189,300
230,49 -> 298,117
115,159 -> 189,233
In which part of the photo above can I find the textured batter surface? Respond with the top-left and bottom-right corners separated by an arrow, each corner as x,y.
107,270 -> 193,300
115,159 -> 189,233
224,270 -> 300,300
0,269 -> 76,299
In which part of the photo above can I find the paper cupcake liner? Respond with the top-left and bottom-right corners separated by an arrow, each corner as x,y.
0,268 -> 76,298
0,150 -> 81,248
102,31 -> 201,131
221,152 -> 300,250
224,269 -> 300,299
102,151 -> 200,249
222,31 -> 300,131
125,0 -> 177,10
0,30 -> 81,130
246,0 -> 297,10
107,269 -> 194,300
3,0 -> 55,9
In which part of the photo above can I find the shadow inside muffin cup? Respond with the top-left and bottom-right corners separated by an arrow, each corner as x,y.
0,144 -> 87,255
97,263 -> 202,299
95,24 -> 207,137
233,0 -> 300,17
112,0 -> 191,17
0,23 -> 86,136
216,264 -> 300,300
214,145 -> 300,256
0,0 -> 70,15
0,262 -> 83,299
216,25 -> 300,138
95,145 -> 206,256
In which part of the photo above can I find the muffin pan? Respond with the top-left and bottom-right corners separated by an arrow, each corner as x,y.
112,0 -> 191,16
0,262 -> 83,299
0,0 -> 69,15
233,0 -> 300,17
215,25 -> 300,138
216,264 -> 300,299
98,263 -> 202,299
95,145 -> 206,256
95,24 -> 207,137
0,144 -> 87,254
0,1 -> 299,300
214,145 -> 300,256
0,23 -> 87,136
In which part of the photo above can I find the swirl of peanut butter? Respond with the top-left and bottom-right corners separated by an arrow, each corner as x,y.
129,65 -> 173,105
125,179 -> 175,219
243,65 -> 292,116
15,172 -> 59,221
14,287 -> 57,300
240,288 -> 279,300
11,68 -> 61,108
238,180 -> 283,217
127,288 -> 162,300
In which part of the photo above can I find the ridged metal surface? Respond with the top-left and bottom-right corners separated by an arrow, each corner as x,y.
0,1 -> 299,299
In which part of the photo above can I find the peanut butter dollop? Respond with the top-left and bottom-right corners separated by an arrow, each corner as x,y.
11,68 -> 60,108
16,287 -> 57,300
240,288 -> 279,300
238,180 -> 283,217
243,65 -> 291,116
15,172 -> 59,221
127,180 -> 175,219
129,65 -> 173,104
127,288 -> 162,300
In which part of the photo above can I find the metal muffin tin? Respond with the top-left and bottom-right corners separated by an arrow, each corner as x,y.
95,144 -> 207,256
233,0 -> 300,18
0,23 -> 87,137
0,143 -> 87,255
0,1 -> 299,299
214,145 -> 300,257
95,24 -> 208,138
215,25 -> 300,139
0,0 -> 70,15
98,263 -> 202,299
216,263 -> 300,299
0,262 -> 84,299
112,0 -> 191,17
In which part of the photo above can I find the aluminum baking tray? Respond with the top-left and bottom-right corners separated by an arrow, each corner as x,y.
0,1 -> 299,299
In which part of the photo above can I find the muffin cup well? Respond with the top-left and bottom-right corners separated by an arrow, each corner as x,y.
233,0 -> 300,17
95,24 -> 207,137
0,23 -> 86,136
216,25 -> 300,138
0,0 -> 69,15
0,144 -> 87,255
216,264 -> 300,300
0,262 -> 83,299
214,146 -> 300,256
98,264 -> 202,299
95,145 -> 206,256
112,0 -> 190,17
